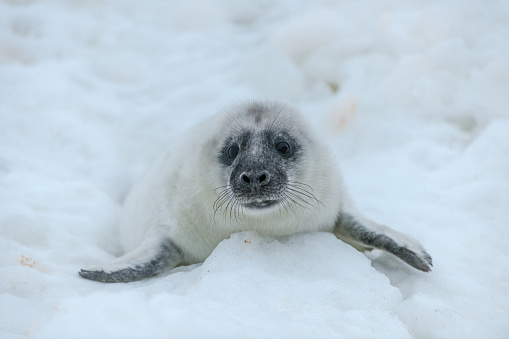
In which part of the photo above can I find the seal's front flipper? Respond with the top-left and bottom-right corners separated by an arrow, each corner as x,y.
334,213 -> 432,272
79,238 -> 182,283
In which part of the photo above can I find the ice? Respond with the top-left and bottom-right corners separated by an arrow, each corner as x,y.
1,0 -> 508,338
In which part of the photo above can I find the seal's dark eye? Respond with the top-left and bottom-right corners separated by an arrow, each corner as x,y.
276,142 -> 290,154
228,144 -> 239,159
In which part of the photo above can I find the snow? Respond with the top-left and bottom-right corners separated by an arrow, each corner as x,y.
1,0 -> 508,338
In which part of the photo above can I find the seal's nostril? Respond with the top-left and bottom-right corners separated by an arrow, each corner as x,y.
258,171 -> 270,186
241,174 -> 250,184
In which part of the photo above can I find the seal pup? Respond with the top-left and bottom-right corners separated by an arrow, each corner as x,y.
80,100 -> 432,283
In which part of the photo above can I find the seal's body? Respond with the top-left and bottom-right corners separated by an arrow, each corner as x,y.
80,101 -> 432,283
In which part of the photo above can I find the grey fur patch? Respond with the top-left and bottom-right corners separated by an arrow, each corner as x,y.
336,214 -> 432,272
79,239 -> 182,283
246,101 -> 268,125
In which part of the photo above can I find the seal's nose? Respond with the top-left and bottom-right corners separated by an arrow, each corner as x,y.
239,171 -> 271,188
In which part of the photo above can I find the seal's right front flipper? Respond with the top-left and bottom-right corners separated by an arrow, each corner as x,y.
79,238 -> 182,283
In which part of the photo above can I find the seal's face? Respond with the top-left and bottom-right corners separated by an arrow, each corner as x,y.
218,128 -> 300,211
213,102 -> 322,221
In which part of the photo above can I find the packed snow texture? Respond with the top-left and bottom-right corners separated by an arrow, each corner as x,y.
1,0 -> 508,338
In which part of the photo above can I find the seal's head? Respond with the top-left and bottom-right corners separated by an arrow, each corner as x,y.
214,100 -> 321,218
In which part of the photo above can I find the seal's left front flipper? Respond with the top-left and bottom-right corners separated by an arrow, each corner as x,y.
334,213 -> 432,272
79,238 -> 182,283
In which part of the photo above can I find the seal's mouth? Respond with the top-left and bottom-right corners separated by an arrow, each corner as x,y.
244,199 -> 278,209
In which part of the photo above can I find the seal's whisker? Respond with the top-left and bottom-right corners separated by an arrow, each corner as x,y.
226,112 -> 247,134
282,195 -> 297,215
213,190 -> 234,223
287,188 -> 323,208
268,104 -> 287,134
287,184 -> 324,207
213,189 -> 231,211
213,191 -> 228,208
223,194 -> 236,223
286,186 -> 320,205
214,185 -> 231,193
273,116 -> 292,132
285,193 -> 311,211
279,199 -> 290,216
292,181 -> 315,192
286,190 -> 317,209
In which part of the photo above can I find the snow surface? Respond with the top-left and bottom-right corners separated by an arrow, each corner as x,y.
1,0 -> 509,338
